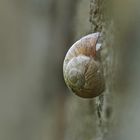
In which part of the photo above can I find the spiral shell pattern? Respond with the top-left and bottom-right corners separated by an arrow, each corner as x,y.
63,32 -> 105,98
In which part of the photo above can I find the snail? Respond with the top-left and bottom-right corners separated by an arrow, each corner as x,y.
63,32 -> 105,98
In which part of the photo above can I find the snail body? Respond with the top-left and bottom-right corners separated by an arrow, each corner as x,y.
63,32 -> 105,98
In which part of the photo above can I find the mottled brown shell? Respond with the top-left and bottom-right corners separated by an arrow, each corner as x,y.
63,32 -> 105,98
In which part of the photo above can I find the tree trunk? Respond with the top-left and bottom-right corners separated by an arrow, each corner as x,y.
1,0 -> 140,140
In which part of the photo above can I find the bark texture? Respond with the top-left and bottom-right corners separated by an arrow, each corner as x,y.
64,0 -> 115,140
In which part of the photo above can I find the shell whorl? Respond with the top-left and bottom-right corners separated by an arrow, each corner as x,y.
63,32 -> 105,98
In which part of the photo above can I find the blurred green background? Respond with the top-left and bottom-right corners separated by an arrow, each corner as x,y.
0,0 -> 90,140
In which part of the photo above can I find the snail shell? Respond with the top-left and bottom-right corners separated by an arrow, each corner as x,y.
63,32 -> 105,98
